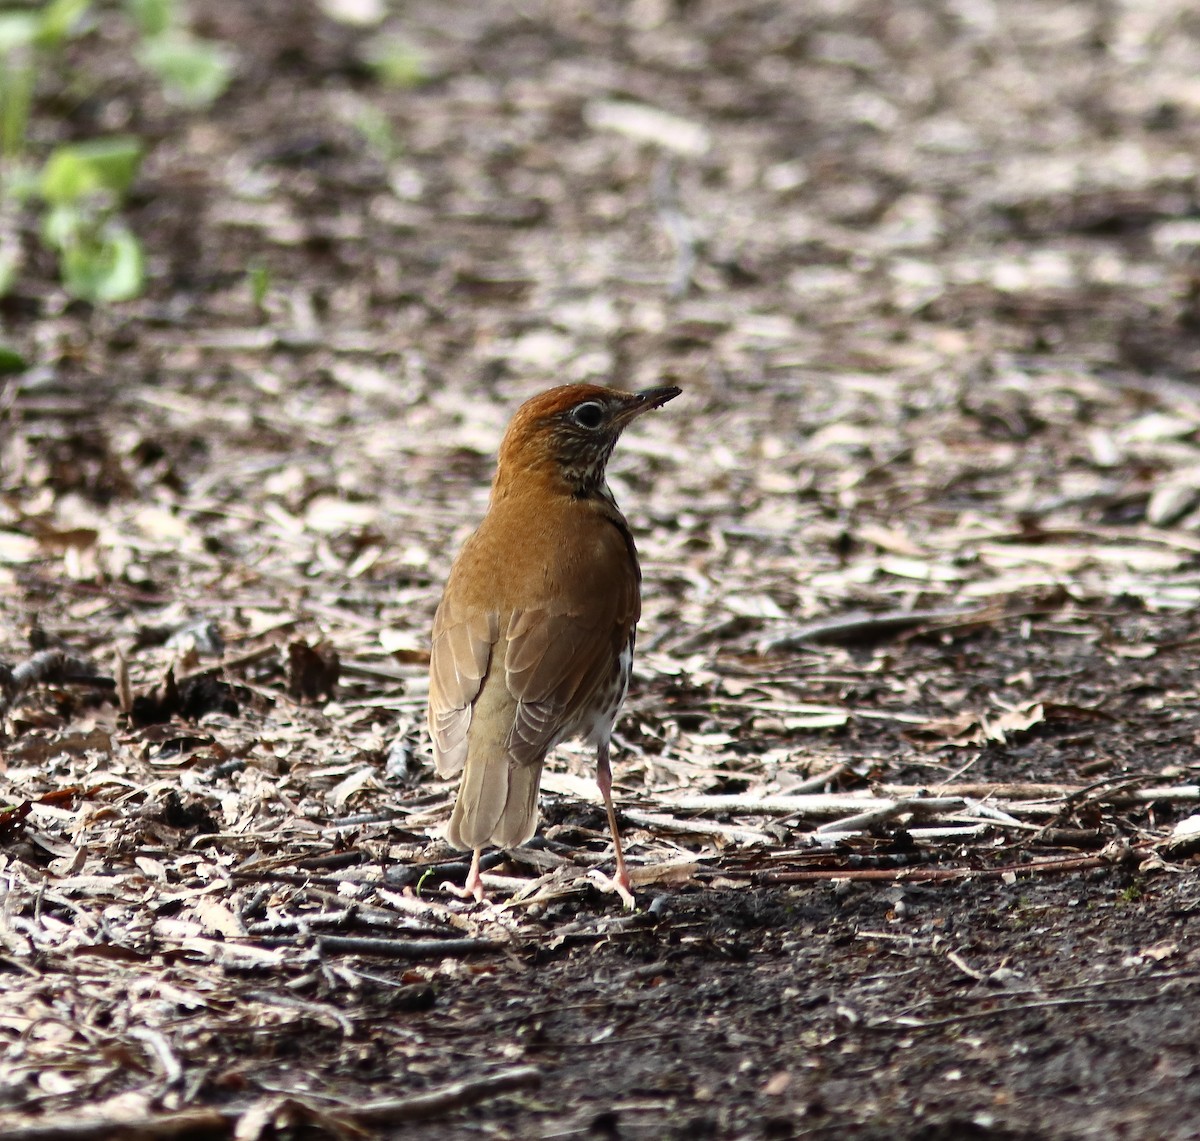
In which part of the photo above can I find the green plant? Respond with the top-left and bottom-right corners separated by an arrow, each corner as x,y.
0,241 -> 17,293
0,343 -> 26,373
136,29 -> 231,106
1,0 -> 239,301
38,136 -> 145,302
0,0 -> 92,171
347,98 -> 399,162
123,0 -> 170,37
361,33 -> 426,88
0,0 -> 90,53
123,0 -> 232,107
248,263 -> 269,309
2,1 -> 126,301
0,50 -> 34,163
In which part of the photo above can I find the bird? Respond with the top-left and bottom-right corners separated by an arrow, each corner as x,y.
427,382 -> 681,907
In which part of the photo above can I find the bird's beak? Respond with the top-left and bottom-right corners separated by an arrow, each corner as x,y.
626,384 -> 682,420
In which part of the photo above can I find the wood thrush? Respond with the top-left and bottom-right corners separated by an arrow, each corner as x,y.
428,382 -> 681,906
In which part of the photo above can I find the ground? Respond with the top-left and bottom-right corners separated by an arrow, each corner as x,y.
2,1 -> 1200,1138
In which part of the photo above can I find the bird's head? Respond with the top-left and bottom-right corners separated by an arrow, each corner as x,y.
495,383 -> 681,498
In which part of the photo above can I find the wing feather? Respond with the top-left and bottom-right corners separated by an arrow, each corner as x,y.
503,564 -> 638,765
428,603 -> 499,777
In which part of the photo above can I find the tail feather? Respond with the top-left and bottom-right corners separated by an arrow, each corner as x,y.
442,649 -> 545,851
492,761 -> 542,848
447,749 -> 506,849
447,754 -> 542,849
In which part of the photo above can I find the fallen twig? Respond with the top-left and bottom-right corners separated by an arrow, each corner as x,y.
0,649 -> 115,720
656,784 -> 1198,824
620,808 -> 774,845
871,987 -> 1198,1031
248,906 -> 452,940
788,763 -> 853,793
814,796 -> 966,834
1108,785 -> 1200,808
338,1064 -> 542,1125
661,792 -> 940,817
758,606 -> 985,652
127,1026 -> 183,1096
0,1109 -> 228,1141
753,847 -> 1144,885
316,934 -> 503,957
0,1067 -> 543,1139
814,824 -> 991,843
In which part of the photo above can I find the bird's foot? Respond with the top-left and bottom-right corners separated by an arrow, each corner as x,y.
440,879 -> 485,903
589,868 -> 636,911
441,849 -> 485,903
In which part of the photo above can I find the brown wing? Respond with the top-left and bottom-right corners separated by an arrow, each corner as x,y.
427,601 -> 499,777
503,594 -> 635,764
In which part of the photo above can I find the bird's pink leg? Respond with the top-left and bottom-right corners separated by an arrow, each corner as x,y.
465,847 -> 485,902
597,740 -> 635,909
441,847 -> 487,903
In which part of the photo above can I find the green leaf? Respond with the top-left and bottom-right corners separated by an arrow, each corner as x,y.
35,0 -> 92,48
362,34 -> 427,88
0,59 -> 34,160
40,136 -> 143,204
248,264 -> 270,309
60,222 -> 144,303
138,32 -> 232,107
41,202 -> 80,251
0,13 -> 40,54
348,101 -> 398,162
0,345 -> 27,374
122,0 -> 173,38
0,244 -> 20,296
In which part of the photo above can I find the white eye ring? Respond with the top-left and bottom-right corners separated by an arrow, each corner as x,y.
571,401 -> 605,429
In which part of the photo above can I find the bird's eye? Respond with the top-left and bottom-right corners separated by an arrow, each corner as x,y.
571,401 -> 605,429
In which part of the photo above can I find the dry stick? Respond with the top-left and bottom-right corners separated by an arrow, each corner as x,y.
620,809 -> 772,845
813,824 -> 991,843
662,793 -> 937,816
180,644 -> 281,682
928,781 -> 1088,798
231,870 -> 380,889
338,1064 -> 542,1125
814,796 -> 966,834
659,792 -> 1041,822
960,799 -> 1034,829
659,785 -> 1199,819
114,650 -> 133,714
0,649 -> 115,719
871,990 -> 1191,1032
0,1067 -> 543,1140
304,886 -> 458,932
755,849 -> 1143,885
14,570 -> 168,605
0,1109 -> 228,1141
789,762 -> 851,794
1110,785 -> 1200,807
339,658 -> 414,684
758,606 -> 984,652
316,935 -> 502,957
249,907 -> 450,940
127,1026 -> 183,1093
